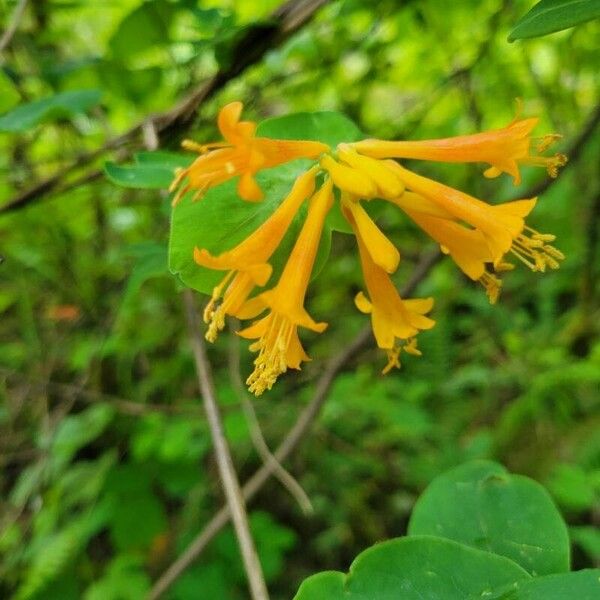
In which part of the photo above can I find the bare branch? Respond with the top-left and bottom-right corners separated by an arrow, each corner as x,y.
0,0 -> 28,55
0,0 -> 330,216
182,290 -> 269,600
147,249 -> 441,600
228,321 -> 313,515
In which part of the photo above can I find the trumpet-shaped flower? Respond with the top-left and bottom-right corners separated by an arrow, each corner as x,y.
195,168 -> 318,341
386,161 -> 564,274
343,198 -> 435,373
239,179 -> 334,396
352,117 -> 567,185
390,192 -> 505,302
170,102 -> 329,204
177,102 -> 566,393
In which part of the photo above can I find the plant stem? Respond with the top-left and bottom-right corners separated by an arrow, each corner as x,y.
182,289 -> 269,600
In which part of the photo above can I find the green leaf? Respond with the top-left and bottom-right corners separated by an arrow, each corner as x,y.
84,556 -> 151,600
508,0 -> 600,41
121,242 -> 169,306
104,464 -> 167,552
546,463 -> 597,512
491,569 -> 600,599
50,404 -> 115,474
257,110 -> 362,147
0,70 -> 20,113
97,61 -> 163,103
109,0 -> 175,59
135,151 -> 192,170
104,163 -> 174,189
570,526 -> 600,561
0,89 -> 101,133
293,536 -> 530,600
15,506 -> 109,600
169,110 -> 361,294
408,460 -> 570,576
104,151 -> 191,189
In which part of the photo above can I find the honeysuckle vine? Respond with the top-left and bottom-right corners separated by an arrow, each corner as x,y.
171,101 -> 567,396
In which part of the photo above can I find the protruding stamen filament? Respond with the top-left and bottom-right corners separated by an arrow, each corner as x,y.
534,134 -> 561,153
495,261 -> 515,272
479,271 -> 502,304
509,228 -> 564,273
246,314 -> 294,396
520,153 -> 567,178
383,346 -> 401,374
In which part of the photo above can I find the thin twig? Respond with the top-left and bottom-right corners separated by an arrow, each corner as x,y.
147,249 -> 441,600
182,290 -> 269,600
0,0 -> 329,216
0,366 -> 203,416
0,0 -> 28,55
228,321 -> 313,515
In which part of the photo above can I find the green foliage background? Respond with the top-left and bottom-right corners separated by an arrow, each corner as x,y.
0,0 -> 598,598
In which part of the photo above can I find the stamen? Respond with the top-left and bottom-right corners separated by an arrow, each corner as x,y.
495,261 -> 515,272
520,153 -> 567,178
403,337 -> 422,356
246,314 -> 293,396
382,346 -> 401,374
181,140 -> 230,153
509,230 -> 564,273
534,134 -> 561,153
203,271 -> 235,342
181,140 -> 206,153
479,271 -> 502,304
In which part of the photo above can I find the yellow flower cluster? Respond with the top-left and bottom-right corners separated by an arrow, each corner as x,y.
171,102 -> 566,395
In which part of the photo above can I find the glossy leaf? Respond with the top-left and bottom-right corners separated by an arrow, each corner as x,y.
0,89 -> 102,133
508,0 -> 600,41
491,569 -> 600,599
293,536 -> 530,600
408,460 -> 570,576
169,110 -> 362,294
104,152 -> 190,189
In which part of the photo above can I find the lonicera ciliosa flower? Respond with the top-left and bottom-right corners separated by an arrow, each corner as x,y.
172,102 -> 566,395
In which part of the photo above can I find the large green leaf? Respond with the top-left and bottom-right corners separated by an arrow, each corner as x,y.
168,110 -> 362,294
109,0 -> 175,59
257,111 -> 362,146
293,536 -> 530,600
491,569 -> 600,599
508,0 -> 600,41
0,89 -> 101,133
407,460 -> 570,576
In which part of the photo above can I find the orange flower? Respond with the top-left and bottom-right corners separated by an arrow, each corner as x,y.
181,101 -> 567,393
386,161 -> 563,271
194,168 -> 318,341
343,197 -> 435,373
389,191 -> 505,302
352,117 -> 566,185
170,102 -> 329,204
239,179 -> 334,395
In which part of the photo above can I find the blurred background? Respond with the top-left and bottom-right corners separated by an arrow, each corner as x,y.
0,0 -> 598,598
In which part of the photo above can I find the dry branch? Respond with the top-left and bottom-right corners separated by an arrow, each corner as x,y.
147,249 -> 442,600
0,0 -> 330,215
